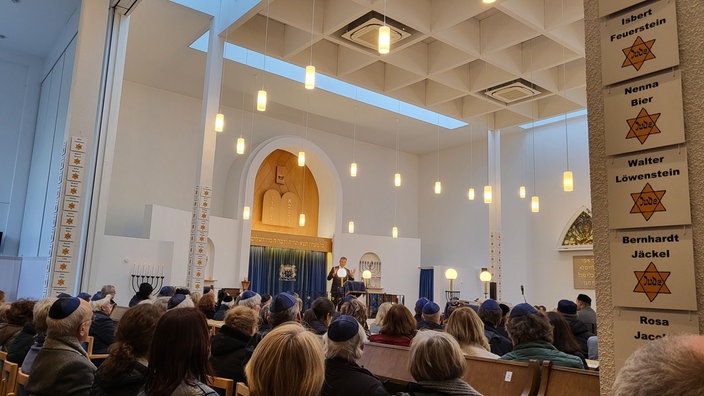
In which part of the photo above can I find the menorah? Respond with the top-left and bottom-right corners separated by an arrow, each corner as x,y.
130,264 -> 165,296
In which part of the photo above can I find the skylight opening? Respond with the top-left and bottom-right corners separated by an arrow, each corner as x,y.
518,109 -> 588,129
189,32 -> 468,129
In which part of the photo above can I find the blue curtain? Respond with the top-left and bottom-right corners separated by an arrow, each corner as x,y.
248,246 -> 327,310
419,268 -> 434,300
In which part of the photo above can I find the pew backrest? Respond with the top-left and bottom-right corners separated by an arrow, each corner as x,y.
357,342 -> 413,384
235,381 -> 250,396
463,356 -> 541,396
537,361 -> 599,396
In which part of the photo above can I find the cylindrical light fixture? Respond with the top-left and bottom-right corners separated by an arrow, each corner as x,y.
305,65 -> 316,89
434,181 -> 442,194
350,162 -> 358,177
392,226 -> 398,238
394,173 -> 402,187
215,113 -> 225,132
378,25 -> 390,54
484,185 -> 492,204
563,170 -> 574,192
519,185 -> 526,199
299,213 -> 306,227
531,195 -> 540,212
236,137 -> 245,154
257,90 -> 267,111
468,187 -> 475,201
298,151 -> 305,167
348,221 -> 355,234
242,206 -> 251,220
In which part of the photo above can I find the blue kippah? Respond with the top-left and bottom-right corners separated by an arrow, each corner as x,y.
480,299 -> 501,311
168,294 -> 187,309
49,297 -> 81,319
415,297 -> 429,309
328,315 -> 359,342
343,295 -> 357,303
240,290 -> 257,300
57,292 -> 72,298
557,299 -> 577,315
158,286 -> 175,297
270,292 -> 296,313
422,301 -> 440,315
92,292 -> 107,301
510,303 -> 538,318
77,292 -> 91,302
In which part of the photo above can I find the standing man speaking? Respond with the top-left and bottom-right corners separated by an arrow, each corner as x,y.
327,257 -> 355,309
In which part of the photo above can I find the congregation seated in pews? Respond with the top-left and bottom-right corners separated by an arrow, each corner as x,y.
0,285 -> 612,396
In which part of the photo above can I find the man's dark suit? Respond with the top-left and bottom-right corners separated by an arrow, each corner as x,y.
327,266 -> 354,308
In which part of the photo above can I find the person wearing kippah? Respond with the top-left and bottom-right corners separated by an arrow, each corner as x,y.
416,301 -> 444,331
477,299 -> 513,356
259,292 -> 299,338
321,315 -> 387,396
575,294 -> 597,335
89,292 -> 116,355
413,297 -> 429,322
556,299 -> 593,355
500,303 -> 583,369
25,297 -> 97,395
129,283 -> 154,307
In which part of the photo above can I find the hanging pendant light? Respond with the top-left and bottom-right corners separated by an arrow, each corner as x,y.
236,137 -> 246,154
484,185 -> 492,204
468,188 -> 475,200
257,0 -> 271,111
563,171 -> 574,192
298,151 -> 306,167
394,173 -> 402,187
434,181 -> 442,194
256,90 -> 267,111
304,0 -> 316,89
215,113 -> 225,132
519,185 -> 526,198
348,221 -> 355,234
531,195 -> 540,212
242,206 -> 251,220
350,162 -> 358,177
299,213 -> 306,227
378,0 -> 390,54
392,226 -> 398,238
305,65 -> 316,90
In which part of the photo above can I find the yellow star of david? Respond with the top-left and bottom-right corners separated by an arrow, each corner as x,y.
630,183 -> 666,221
73,158 -> 81,165
75,143 -> 83,150
626,108 -> 661,144
66,218 -> 74,225
60,263 -> 67,270
62,248 -> 70,255
64,233 -> 72,240
622,36 -> 656,71
58,279 -> 65,286
634,262 -> 671,302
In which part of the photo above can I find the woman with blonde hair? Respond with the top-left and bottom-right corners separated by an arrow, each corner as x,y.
445,307 -> 499,359
407,331 -> 482,396
370,302 -> 392,335
245,322 -> 324,396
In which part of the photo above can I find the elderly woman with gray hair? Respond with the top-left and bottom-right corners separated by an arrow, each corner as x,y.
321,315 -> 387,396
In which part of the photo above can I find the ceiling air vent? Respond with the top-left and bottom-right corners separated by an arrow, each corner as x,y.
484,79 -> 543,104
341,11 -> 412,51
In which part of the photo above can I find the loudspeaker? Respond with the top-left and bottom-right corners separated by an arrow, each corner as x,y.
489,282 -> 497,300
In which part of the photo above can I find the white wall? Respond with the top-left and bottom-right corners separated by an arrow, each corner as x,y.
418,116 -> 592,308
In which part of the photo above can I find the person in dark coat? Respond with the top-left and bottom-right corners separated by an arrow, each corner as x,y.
0,299 -> 35,351
477,299 -> 513,356
6,321 -> 35,365
302,297 -> 335,335
322,315 -> 387,396
212,295 -> 235,321
556,299 -> 594,355
25,297 -> 97,396
327,257 -> 355,309
128,283 -> 154,307
89,292 -> 116,354
91,303 -> 164,396
413,297 -> 429,322
416,301 -> 444,331
209,306 -> 258,384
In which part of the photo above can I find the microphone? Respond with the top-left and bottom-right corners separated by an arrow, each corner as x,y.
520,285 -> 527,303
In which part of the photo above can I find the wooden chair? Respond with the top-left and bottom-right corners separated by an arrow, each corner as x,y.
11,368 -> 29,396
207,376 -> 234,396
537,361 -> 600,396
356,342 -> 413,393
463,357 -> 541,396
1,359 -> 18,396
235,382 -> 250,396
85,335 -> 109,362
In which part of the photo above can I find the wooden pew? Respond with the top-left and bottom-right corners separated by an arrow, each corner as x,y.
357,342 -> 413,393
1,359 -> 18,396
464,356 -> 541,396
12,368 -> 29,396
537,361 -> 599,396
207,376 -> 234,396
235,382 -> 250,396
